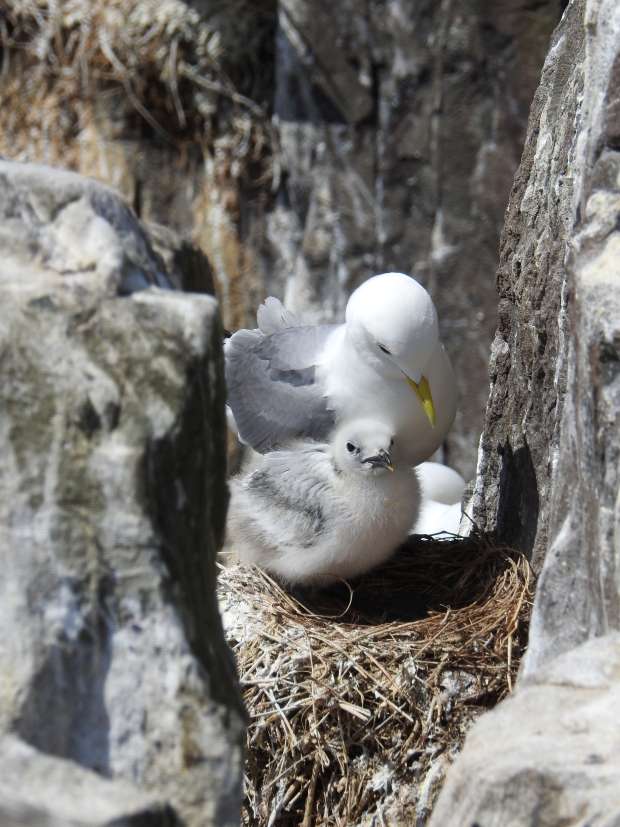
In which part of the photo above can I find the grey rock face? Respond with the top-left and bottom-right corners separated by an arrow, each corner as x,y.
267,0 -> 563,476
0,162 -> 173,297
469,0 -> 620,597
467,0 -> 586,560
429,634 -> 620,827
0,736 -> 178,826
0,161 -> 244,825
522,0 -> 620,666
433,1 -> 620,822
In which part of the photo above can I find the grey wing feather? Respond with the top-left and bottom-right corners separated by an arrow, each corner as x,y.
244,447 -> 333,545
256,296 -> 302,334
225,324 -> 338,452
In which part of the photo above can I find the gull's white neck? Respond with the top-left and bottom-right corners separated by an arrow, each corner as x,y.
321,325 -> 374,388
318,324 -> 394,429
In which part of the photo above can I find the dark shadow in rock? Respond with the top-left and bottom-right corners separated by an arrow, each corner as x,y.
147,222 -> 217,295
496,439 -> 540,558
146,355 -> 244,720
274,27 -> 349,125
14,574 -> 114,776
185,0 -> 278,107
289,532 -> 516,625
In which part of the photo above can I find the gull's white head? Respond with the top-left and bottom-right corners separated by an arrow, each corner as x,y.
331,419 -> 396,477
345,272 -> 439,426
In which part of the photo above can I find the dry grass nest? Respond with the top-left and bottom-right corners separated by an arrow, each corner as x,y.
218,534 -> 534,826
0,0 -> 276,179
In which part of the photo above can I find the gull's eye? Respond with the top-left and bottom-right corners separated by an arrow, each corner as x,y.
390,437 -> 394,447
346,442 -> 356,453
378,344 -> 391,355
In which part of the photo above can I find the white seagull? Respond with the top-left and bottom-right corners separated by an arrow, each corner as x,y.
227,419 -> 420,585
225,272 -> 457,467
414,461 -> 466,536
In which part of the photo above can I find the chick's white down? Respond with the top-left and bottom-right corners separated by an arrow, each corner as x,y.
227,420 -> 420,585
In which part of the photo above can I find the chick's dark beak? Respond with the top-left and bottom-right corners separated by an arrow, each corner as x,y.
362,448 -> 394,472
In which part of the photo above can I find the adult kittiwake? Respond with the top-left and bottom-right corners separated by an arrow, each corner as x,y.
227,419 -> 420,585
225,272 -> 457,467
414,461 -> 466,536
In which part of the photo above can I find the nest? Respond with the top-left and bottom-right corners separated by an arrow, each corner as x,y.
0,0 -> 276,180
219,535 -> 534,826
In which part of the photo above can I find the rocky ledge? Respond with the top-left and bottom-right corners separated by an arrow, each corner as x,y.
0,160 -> 244,826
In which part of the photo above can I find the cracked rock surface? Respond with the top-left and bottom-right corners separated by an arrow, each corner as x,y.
0,160 -> 244,826
429,634 -> 620,827
435,1 -> 620,822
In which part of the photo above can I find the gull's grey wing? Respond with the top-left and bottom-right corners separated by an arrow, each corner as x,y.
225,324 -> 338,452
256,296 -> 302,334
241,446 -> 334,548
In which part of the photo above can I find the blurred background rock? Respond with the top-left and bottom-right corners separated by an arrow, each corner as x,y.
0,0 -> 565,479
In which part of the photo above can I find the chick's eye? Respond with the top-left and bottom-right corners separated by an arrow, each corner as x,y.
346,442 -> 356,453
378,344 -> 391,355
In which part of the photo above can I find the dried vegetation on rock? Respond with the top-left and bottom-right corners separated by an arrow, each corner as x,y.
0,0 -> 275,179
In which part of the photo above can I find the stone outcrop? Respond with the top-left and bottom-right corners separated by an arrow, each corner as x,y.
0,0 -> 564,479
429,634 -> 620,827
0,736 -> 178,826
434,0 -> 620,821
468,0 -> 620,590
0,160 -> 244,825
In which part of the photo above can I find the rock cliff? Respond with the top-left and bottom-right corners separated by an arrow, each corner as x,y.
430,634 -> 620,826
433,0 -> 620,821
0,160 -> 244,825
468,0 -> 620,604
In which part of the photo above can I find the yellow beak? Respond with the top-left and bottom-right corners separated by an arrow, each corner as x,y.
406,375 -> 436,427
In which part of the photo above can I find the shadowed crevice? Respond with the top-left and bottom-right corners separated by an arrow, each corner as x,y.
496,439 -> 540,558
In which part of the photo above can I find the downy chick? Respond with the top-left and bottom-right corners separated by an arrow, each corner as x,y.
227,419 -> 420,585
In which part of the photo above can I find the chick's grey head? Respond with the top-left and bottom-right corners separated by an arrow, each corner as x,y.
332,419 -> 395,476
